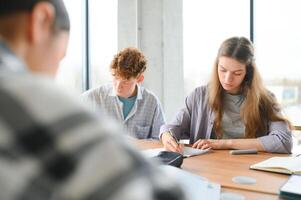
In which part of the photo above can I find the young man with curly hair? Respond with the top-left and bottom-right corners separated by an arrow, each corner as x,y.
82,47 -> 165,139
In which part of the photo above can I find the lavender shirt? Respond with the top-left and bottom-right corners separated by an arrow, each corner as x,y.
160,85 -> 292,153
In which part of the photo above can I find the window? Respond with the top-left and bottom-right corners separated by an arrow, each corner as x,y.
55,0 -> 83,92
183,0 -> 250,96
89,0 -> 118,88
254,0 -> 301,125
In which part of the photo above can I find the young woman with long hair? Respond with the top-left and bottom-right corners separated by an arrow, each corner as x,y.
160,36 -> 292,153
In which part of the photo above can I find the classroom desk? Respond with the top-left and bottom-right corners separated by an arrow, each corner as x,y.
135,139 -> 289,200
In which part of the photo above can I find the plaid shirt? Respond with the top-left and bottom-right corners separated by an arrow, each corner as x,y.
0,41 -> 185,200
81,84 -> 165,139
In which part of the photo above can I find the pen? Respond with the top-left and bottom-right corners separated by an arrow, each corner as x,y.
168,128 -> 179,144
230,149 -> 258,155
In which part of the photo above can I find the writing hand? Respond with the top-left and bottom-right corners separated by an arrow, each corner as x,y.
161,132 -> 183,153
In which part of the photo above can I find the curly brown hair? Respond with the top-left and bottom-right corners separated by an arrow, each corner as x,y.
110,47 -> 147,79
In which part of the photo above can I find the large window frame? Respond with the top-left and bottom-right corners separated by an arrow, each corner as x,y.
77,0 -> 301,127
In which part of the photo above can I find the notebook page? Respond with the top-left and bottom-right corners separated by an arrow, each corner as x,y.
183,146 -> 211,157
142,147 -> 210,157
252,157 -> 301,172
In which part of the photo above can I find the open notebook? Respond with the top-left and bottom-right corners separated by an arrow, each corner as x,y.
250,156 -> 301,175
142,147 -> 210,158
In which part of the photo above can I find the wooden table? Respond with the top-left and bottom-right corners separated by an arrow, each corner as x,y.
135,140 -> 289,200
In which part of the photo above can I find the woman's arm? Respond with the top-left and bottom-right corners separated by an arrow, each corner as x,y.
255,93 -> 292,153
192,121 -> 292,153
192,138 -> 265,151
159,90 -> 196,140
257,121 -> 292,153
160,87 -> 204,152
159,101 -> 192,152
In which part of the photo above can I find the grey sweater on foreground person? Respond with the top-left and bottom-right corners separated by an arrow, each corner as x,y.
0,41 -> 186,200
160,86 -> 292,153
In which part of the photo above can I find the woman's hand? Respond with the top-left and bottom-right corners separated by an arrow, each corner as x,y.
192,138 -> 265,151
192,139 -> 224,150
161,132 -> 183,153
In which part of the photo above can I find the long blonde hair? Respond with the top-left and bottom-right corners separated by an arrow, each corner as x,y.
208,37 -> 291,139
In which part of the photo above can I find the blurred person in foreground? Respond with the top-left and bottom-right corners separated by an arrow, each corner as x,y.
0,0 -> 185,199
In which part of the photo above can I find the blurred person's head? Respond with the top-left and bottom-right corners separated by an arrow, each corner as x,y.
110,47 -> 147,98
0,0 -> 70,77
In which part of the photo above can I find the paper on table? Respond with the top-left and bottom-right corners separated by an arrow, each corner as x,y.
183,146 -> 211,157
160,165 -> 220,200
142,146 -> 210,158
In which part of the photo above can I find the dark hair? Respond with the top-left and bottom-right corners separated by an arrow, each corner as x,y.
110,47 -> 147,79
0,0 -> 70,32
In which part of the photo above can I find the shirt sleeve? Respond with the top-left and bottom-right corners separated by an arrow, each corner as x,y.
80,88 -> 104,113
257,91 -> 293,153
258,120 -> 292,153
160,89 -> 196,140
151,99 -> 166,139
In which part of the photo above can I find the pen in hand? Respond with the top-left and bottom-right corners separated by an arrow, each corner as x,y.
169,128 -> 179,143
168,128 -> 183,153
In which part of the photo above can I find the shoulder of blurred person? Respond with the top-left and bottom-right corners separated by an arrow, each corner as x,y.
0,68 -> 185,200
0,0 -> 186,199
80,84 -> 113,113
81,84 -> 113,100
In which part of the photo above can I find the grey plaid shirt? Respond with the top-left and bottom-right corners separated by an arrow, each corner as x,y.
81,84 -> 165,139
0,41 -> 185,200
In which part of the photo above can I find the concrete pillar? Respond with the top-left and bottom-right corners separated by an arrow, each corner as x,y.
118,0 -> 138,49
118,0 -> 184,121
